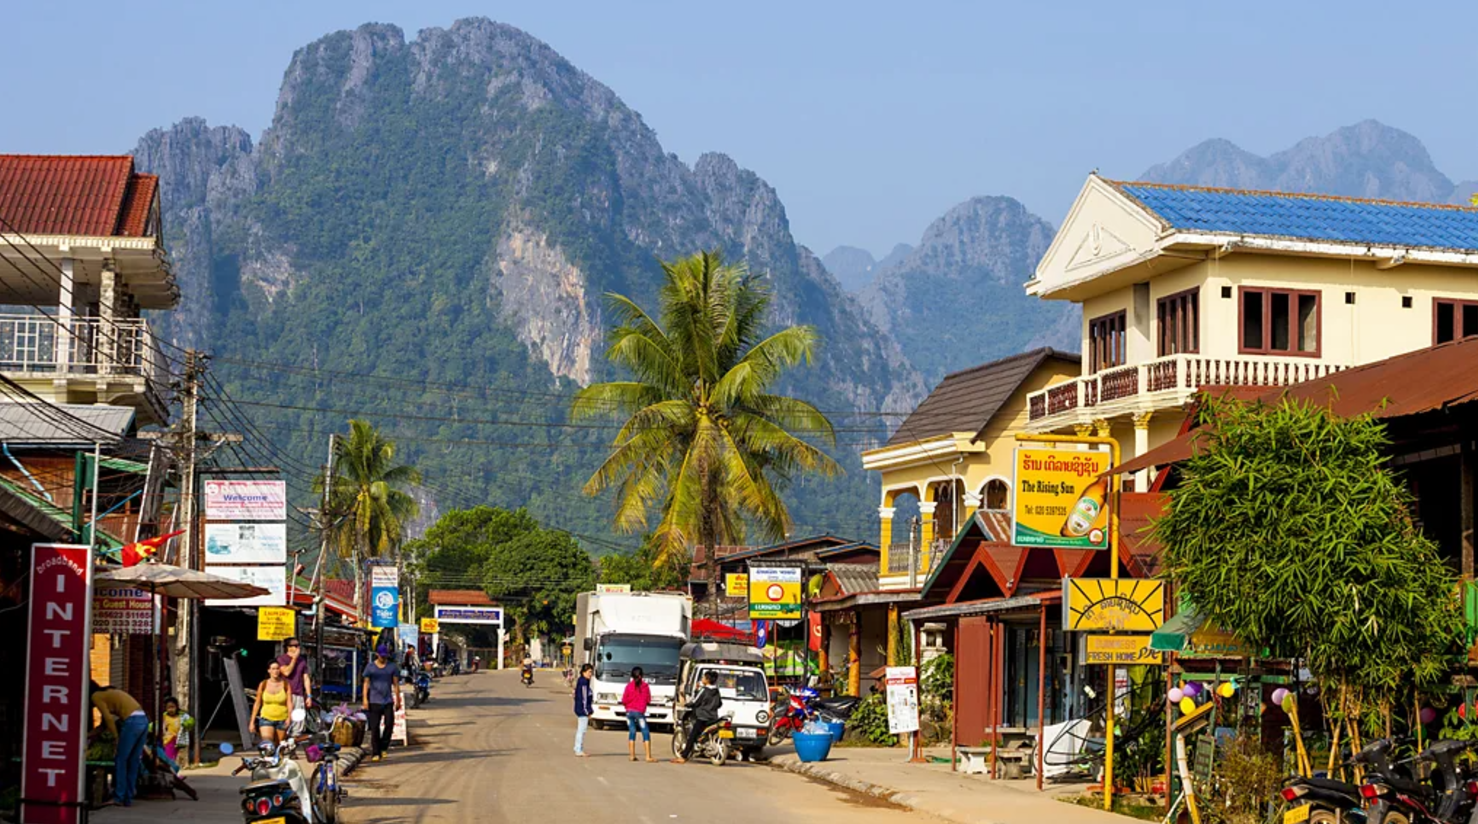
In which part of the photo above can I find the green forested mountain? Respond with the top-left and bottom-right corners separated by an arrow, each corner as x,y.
132,19 -> 924,549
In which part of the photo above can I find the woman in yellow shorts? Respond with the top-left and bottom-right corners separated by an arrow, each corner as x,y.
250,659 -> 292,744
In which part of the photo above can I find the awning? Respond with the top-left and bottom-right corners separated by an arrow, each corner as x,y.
1149,608 -> 1257,658
902,590 -> 1059,622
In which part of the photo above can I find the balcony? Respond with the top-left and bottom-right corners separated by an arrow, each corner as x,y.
1025,353 -> 1349,430
883,539 -> 948,586
0,315 -> 169,420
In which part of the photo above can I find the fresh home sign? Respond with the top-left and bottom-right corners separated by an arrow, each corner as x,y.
22,544 -> 93,824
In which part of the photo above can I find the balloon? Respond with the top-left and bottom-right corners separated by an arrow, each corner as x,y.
1168,688 -> 1184,703
1281,693 -> 1297,713
1461,703 -> 1470,720
1271,687 -> 1290,706
1179,697 -> 1197,714
1419,707 -> 1437,724
1218,681 -> 1236,698
1183,682 -> 1201,698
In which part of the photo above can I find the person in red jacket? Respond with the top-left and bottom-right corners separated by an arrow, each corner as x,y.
620,667 -> 656,762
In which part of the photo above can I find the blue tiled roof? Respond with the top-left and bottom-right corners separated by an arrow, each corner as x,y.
1112,181 -> 1478,252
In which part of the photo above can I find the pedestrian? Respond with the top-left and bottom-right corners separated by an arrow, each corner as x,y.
573,663 -> 594,757
673,670 -> 723,764
159,695 -> 192,766
276,637 -> 314,737
621,667 -> 656,762
250,659 -> 292,745
89,681 -> 148,807
361,644 -> 402,762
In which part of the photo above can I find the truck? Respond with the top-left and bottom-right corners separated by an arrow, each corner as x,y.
574,590 -> 692,729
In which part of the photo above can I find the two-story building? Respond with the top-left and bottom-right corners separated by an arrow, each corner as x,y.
1024,174 -> 1478,487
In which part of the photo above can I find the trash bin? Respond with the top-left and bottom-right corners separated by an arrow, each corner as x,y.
793,731 -> 834,763
819,720 -> 846,742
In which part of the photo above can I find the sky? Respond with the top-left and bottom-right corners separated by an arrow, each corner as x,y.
4,1 -> 1474,258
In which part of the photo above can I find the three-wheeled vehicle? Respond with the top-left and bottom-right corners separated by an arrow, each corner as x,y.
673,642 -> 770,761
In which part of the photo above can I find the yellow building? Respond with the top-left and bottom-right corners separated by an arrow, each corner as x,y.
1024,174 -> 1478,483
861,348 -> 1080,591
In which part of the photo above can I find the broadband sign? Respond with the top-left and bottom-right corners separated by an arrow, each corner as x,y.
22,544 -> 93,824
747,565 -> 802,620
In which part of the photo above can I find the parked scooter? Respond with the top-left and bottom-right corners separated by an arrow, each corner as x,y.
766,685 -> 818,746
1358,737 -> 1478,824
224,709 -> 320,824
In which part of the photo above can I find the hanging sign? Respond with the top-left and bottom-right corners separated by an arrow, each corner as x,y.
420,617 -> 440,634
370,565 -> 400,629
203,480 -> 287,521
884,666 -> 920,734
725,573 -> 749,597
204,522 -> 287,565
1063,578 -> 1164,632
398,624 -> 419,648
747,565 -> 802,620
92,584 -> 154,635
22,544 -> 93,824
1085,634 -> 1163,665
256,607 -> 297,641
1012,447 -> 1113,550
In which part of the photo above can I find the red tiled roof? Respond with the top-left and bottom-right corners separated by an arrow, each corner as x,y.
427,589 -> 494,606
0,155 -> 160,237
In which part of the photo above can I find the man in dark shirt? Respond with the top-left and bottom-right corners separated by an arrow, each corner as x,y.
675,670 -> 723,763
573,664 -> 594,757
361,645 -> 401,761
275,638 -> 313,736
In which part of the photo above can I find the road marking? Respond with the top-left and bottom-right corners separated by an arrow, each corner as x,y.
596,775 -> 609,785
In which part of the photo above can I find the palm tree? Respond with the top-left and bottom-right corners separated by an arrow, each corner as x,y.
572,250 -> 840,607
315,419 -> 423,620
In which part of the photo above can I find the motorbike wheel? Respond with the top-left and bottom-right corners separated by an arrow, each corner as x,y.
671,727 -> 686,759
709,739 -> 727,767
766,725 -> 790,748
1378,811 -> 1411,824
1307,811 -> 1339,824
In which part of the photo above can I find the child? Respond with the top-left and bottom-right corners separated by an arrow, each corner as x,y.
160,695 -> 192,766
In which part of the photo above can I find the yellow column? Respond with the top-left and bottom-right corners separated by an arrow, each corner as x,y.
918,501 -> 937,571
878,505 -> 895,573
1093,418 -> 1111,439
848,612 -> 862,696
1073,424 -> 1094,439
887,603 -> 900,666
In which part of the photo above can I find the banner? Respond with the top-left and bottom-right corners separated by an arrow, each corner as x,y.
398,624 -> 419,648
257,607 -> 297,641
747,565 -> 802,620
1012,447 -> 1113,550
884,666 -> 920,734
92,584 -> 154,635
725,573 -> 749,597
432,606 -> 501,625
204,522 -> 287,565
203,479 -> 287,521
1085,634 -> 1163,665
1063,578 -> 1165,632
23,544 -> 93,824
419,617 -> 440,634
370,565 -> 399,629
808,610 -> 822,651
205,565 -> 286,607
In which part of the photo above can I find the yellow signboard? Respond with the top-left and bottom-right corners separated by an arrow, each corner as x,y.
1012,447 -> 1113,550
1063,578 -> 1164,632
1085,634 -> 1163,665
420,617 -> 440,634
726,573 -> 749,598
257,607 -> 297,641
748,566 -> 802,620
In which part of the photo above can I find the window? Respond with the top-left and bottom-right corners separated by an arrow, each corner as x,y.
1434,299 -> 1478,344
1088,310 -> 1126,372
1240,288 -> 1319,356
983,479 -> 1008,511
1157,289 -> 1199,356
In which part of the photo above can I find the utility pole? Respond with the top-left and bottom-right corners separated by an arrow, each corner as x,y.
311,434 -> 337,686
172,349 -> 203,761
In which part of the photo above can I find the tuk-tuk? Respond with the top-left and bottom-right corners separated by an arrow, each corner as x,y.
675,642 -> 770,760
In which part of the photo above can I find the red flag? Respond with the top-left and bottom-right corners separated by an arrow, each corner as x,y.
808,610 -> 823,652
120,529 -> 186,567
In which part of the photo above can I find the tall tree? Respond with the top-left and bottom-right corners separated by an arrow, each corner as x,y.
572,250 -> 840,608
316,419 -> 423,618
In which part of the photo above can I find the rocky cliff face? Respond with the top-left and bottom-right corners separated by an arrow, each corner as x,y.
858,196 -> 1075,385
1141,120 -> 1458,203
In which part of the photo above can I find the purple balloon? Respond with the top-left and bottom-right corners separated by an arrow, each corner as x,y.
1271,687 -> 1290,706
1419,707 -> 1437,725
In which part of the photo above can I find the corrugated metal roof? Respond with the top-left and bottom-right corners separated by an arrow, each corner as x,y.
827,564 -> 879,596
885,348 -> 1080,448
1111,179 -> 1478,252
0,155 -> 159,237
1115,337 -> 1478,474
0,402 -> 135,444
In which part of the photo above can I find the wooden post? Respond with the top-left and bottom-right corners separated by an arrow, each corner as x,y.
1036,603 -> 1047,791
991,620 -> 1001,780
817,617 -> 830,679
887,603 -> 899,666
848,610 -> 862,697
952,620 -> 960,772
1462,435 -> 1475,580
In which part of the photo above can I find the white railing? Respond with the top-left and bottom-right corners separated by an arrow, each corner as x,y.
0,315 -> 161,381
885,539 -> 950,577
1026,353 -> 1349,423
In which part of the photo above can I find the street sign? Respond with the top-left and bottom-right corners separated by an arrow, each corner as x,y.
370,565 -> 399,628
1063,578 -> 1164,632
1085,634 -> 1163,665
22,544 -> 93,824
1012,447 -> 1113,550
884,666 -> 920,734
747,565 -> 802,620
420,617 -> 440,634
257,607 -> 297,641
725,573 -> 749,597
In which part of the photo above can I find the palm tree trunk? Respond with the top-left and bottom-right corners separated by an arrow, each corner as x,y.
352,548 -> 364,623
702,475 -> 720,615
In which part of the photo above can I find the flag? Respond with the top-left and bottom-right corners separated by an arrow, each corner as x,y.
120,529 -> 186,567
808,610 -> 822,652
754,620 -> 769,650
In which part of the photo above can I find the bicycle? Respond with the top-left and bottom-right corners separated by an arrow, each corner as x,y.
310,738 -> 346,824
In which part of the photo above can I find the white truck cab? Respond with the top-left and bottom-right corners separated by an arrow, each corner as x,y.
675,642 -> 770,759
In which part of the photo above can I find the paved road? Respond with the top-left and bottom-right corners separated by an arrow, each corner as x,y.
341,669 -> 925,824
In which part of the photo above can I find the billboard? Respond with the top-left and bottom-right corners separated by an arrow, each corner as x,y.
747,565 -> 802,620
433,606 -> 502,625
203,479 -> 287,521
205,565 -> 287,607
369,565 -> 399,629
22,544 -> 93,824
204,522 -> 287,565
1012,447 -> 1113,550
92,584 -> 154,635
1084,634 -> 1163,665
1062,578 -> 1164,633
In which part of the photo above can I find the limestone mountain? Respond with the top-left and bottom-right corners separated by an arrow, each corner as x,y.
133,18 -> 924,542
857,197 -> 1077,385
1141,120 -> 1459,203
821,245 -> 878,292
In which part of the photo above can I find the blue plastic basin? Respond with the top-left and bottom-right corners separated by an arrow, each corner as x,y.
793,731 -> 834,763
819,721 -> 846,742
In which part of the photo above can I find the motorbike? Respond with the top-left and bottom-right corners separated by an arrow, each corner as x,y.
673,715 -> 736,766
223,722 -> 318,823
766,686 -> 818,746
1358,737 -> 1478,824
521,666 -> 535,687
412,670 -> 432,707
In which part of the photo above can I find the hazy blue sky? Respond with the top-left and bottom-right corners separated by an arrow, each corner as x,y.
4,1 -> 1473,256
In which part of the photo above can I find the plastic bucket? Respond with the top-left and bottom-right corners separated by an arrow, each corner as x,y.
793,731 -> 834,763
819,721 -> 846,742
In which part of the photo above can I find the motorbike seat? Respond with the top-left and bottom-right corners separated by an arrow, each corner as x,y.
1423,739 -> 1470,759
241,778 -> 293,795
1301,776 -> 1358,793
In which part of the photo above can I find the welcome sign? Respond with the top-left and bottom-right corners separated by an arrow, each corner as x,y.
203,480 -> 287,521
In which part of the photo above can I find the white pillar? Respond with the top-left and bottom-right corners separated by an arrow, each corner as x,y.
99,265 -> 118,376
1133,412 -> 1153,491
57,256 -> 74,373
497,626 -> 505,670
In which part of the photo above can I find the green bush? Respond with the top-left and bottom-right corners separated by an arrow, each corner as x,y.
848,693 -> 899,746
